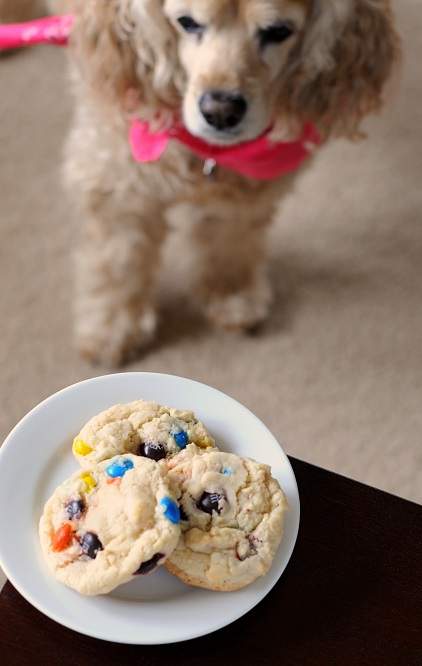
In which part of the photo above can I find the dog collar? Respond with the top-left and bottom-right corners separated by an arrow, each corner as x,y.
0,14 -> 319,180
130,119 -> 319,180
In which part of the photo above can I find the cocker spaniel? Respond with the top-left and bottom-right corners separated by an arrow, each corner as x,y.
55,0 -> 400,365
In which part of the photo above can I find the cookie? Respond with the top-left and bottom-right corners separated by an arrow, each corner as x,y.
165,449 -> 288,591
39,454 -> 181,595
72,399 -> 215,468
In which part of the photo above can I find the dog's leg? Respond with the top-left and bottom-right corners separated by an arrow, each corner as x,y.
185,197 -> 276,332
64,103 -> 170,366
73,195 -> 166,366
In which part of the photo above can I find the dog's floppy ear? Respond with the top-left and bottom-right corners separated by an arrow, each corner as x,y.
275,0 -> 401,139
69,0 -> 182,123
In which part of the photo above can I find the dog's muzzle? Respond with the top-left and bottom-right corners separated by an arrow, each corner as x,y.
199,90 -> 248,131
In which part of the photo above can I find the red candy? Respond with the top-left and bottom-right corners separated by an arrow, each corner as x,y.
52,522 -> 74,551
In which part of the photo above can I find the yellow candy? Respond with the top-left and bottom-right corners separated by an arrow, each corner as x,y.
74,439 -> 93,456
197,440 -> 213,449
81,474 -> 96,493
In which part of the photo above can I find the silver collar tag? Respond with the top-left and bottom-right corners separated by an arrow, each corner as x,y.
203,158 -> 217,178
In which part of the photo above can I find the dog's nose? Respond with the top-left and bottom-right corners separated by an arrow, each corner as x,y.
199,91 -> 247,130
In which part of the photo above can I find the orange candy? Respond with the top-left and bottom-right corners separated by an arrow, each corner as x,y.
106,477 -> 121,487
51,522 -> 74,551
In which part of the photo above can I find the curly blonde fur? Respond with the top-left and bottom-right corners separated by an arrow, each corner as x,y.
56,0 -> 401,365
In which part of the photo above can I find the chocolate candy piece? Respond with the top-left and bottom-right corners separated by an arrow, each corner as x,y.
73,439 -> 93,456
52,523 -> 74,552
81,473 -> 96,493
139,442 -> 166,461
160,497 -> 180,524
66,499 -> 85,520
198,492 -> 224,515
81,532 -> 103,559
133,552 -> 164,575
173,430 -> 188,449
106,458 -> 134,478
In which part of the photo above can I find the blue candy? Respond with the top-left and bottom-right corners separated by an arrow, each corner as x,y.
160,497 -> 180,524
173,430 -> 189,449
106,458 -> 134,478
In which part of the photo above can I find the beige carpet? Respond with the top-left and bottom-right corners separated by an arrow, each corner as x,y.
0,1 -> 420,503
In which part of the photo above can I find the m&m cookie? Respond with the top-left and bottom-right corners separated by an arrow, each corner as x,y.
165,449 -> 288,591
39,454 -> 181,595
72,399 -> 215,468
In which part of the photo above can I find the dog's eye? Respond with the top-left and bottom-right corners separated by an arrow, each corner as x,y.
177,16 -> 204,35
259,21 -> 294,48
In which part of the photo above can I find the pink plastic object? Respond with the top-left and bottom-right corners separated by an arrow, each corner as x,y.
0,14 -> 73,49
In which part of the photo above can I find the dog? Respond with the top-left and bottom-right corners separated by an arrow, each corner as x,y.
54,0 -> 400,366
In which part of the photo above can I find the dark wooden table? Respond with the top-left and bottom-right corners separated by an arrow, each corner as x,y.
1,458 -> 421,665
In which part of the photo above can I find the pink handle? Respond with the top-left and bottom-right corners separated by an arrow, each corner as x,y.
0,14 -> 73,49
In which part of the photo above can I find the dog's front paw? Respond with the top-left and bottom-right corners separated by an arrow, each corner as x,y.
75,307 -> 157,366
204,281 -> 272,333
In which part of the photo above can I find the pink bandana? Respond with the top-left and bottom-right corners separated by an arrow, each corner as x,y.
130,120 -> 319,180
0,14 -> 319,180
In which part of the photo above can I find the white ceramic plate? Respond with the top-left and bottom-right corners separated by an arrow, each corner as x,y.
0,373 -> 300,644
